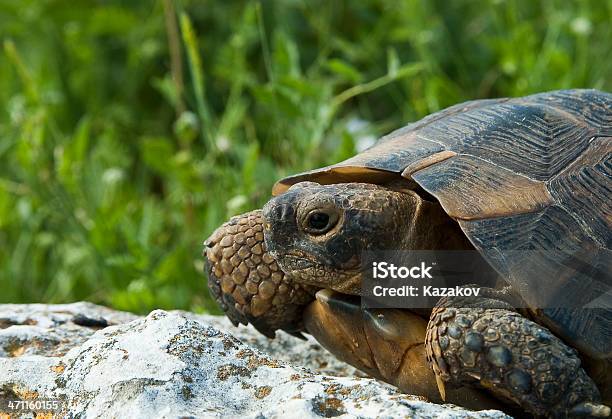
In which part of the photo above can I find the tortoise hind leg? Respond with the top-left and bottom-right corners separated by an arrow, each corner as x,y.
425,288 -> 610,418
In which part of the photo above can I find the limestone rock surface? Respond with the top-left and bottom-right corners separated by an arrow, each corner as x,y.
0,303 -> 510,418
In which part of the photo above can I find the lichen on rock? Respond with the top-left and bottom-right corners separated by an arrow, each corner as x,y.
0,303 -> 509,418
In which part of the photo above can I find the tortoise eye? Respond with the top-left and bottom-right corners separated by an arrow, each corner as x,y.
304,209 -> 339,235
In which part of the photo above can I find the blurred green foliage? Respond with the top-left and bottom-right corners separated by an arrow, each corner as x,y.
0,0 -> 610,314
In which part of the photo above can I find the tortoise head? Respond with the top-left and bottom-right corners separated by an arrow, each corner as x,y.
205,180 -> 469,336
262,182 -> 418,294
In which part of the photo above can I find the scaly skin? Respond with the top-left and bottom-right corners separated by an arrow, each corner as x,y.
426,290 -> 610,418
204,181 -> 610,418
204,210 -> 316,338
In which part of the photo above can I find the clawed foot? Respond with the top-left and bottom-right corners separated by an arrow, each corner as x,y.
425,289 -> 610,418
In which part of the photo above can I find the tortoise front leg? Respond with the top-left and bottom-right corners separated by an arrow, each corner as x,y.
425,289 -> 610,418
303,289 -> 504,411
205,210 -> 317,338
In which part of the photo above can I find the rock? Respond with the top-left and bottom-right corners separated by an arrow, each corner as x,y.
0,303 -> 510,418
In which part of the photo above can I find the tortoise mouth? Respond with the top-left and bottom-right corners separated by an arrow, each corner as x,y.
271,250 -> 329,276
271,250 -> 318,269
271,250 -> 363,295
281,256 -> 317,271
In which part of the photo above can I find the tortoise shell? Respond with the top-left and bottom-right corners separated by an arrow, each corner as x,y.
273,89 -> 612,359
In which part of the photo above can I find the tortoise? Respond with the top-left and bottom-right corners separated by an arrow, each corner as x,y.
204,89 -> 611,417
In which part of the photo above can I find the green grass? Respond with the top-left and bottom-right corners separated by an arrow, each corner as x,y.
0,0 -> 610,314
